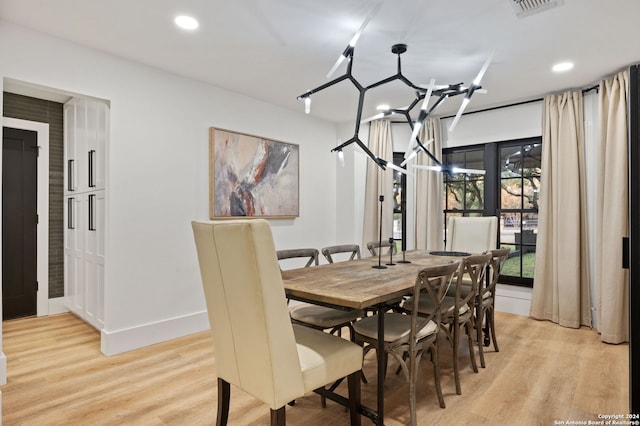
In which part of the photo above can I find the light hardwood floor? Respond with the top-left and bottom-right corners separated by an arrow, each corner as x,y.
1,312 -> 629,425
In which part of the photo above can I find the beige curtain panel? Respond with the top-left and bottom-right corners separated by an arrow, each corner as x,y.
362,120 -> 394,254
596,70 -> 629,344
414,118 -> 444,250
530,90 -> 592,328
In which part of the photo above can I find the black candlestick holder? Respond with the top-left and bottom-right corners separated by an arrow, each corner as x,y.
386,237 -> 396,266
372,195 -> 387,269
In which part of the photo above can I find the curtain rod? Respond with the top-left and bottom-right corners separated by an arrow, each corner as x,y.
389,84 -> 601,123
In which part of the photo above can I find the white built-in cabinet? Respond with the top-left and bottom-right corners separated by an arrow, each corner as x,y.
64,98 -> 108,330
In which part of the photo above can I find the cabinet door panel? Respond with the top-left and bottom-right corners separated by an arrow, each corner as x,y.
84,191 -> 105,257
64,196 -> 84,315
64,98 -> 107,193
83,254 -> 104,329
94,102 -> 108,190
86,101 -> 107,190
83,191 -> 105,328
64,103 -> 77,194
75,101 -> 87,191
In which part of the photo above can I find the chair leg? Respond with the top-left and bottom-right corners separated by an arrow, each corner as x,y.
270,407 -> 286,426
409,353 -> 418,426
452,322 -> 461,395
489,308 -> 500,352
431,342 -> 446,409
466,321 -> 478,374
347,370 -> 362,426
476,306 -> 486,368
483,310 -> 491,347
217,378 -> 230,426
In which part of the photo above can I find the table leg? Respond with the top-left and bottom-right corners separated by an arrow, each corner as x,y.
376,305 -> 385,426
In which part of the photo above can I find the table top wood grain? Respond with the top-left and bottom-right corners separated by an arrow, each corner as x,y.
281,250 -> 461,310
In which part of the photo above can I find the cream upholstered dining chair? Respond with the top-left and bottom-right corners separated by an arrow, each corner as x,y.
192,220 -> 363,426
405,253 -> 492,396
352,261 -> 460,426
278,245 -> 364,408
476,247 -> 510,368
445,216 -> 498,254
321,244 -> 361,263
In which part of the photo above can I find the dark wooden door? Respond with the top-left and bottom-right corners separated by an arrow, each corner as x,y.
2,126 -> 38,320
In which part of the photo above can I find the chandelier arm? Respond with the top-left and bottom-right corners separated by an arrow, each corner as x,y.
366,73 -> 401,91
355,139 -> 387,169
402,97 -> 422,116
397,110 -> 416,131
340,138 -> 387,170
331,137 -> 357,152
297,74 -> 350,99
400,75 -> 428,93
414,138 -> 443,167
426,93 -> 449,115
348,75 -> 367,135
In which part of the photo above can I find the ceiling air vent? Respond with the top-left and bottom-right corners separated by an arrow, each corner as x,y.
511,0 -> 564,18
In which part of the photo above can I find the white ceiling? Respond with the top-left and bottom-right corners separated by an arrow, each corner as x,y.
1,0 -> 640,124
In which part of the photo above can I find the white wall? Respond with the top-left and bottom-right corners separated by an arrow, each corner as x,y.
442,101 -> 543,148
335,121 -> 368,248
0,20 -> 339,355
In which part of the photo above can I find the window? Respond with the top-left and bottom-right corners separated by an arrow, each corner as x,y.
392,152 -> 407,251
443,147 -> 485,232
498,141 -> 541,283
442,137 -> 541,287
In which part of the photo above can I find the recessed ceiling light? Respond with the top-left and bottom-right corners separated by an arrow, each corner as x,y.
174,15 -> 199,30
552,61 -> 574,73
376,104 -> 390,111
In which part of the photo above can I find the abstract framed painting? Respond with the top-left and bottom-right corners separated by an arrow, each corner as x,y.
209,128 -> 299,219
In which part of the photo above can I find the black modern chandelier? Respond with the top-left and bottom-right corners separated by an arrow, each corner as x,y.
296,12 -> 492,172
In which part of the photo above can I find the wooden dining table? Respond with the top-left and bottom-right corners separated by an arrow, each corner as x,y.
281,250 -> 464,425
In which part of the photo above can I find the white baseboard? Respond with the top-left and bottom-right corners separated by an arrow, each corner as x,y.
495,283 -> 532,316
0,351 -> 6,386
100,311 -> 210,356
48,297 -> 69,315
36,297 -> 69,317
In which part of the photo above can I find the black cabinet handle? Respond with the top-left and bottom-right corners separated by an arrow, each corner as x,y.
88,194 -> 96,231
68,159 -> 75,191
88,150 -> 96,188
67,198 -> 74,229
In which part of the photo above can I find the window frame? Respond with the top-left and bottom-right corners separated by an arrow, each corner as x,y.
442,136 -> 541,287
